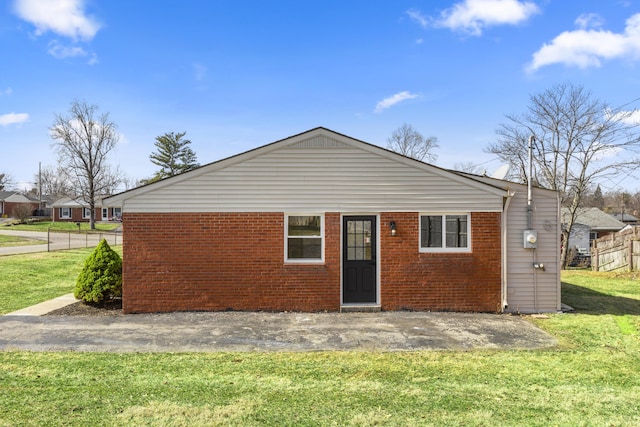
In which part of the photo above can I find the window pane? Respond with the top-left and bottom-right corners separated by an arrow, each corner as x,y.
446,215 -> 467,248
288,216 -> 321,236
346,219 -> 373,261
288,237 -> 322,259
421,216 -> 442,248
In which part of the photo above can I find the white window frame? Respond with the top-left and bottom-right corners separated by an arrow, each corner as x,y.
60,207 -> 72,219
102,208 -> 108,220
82,208 -> 92,219
284,213 -> 324,263
419,213 -> 471,253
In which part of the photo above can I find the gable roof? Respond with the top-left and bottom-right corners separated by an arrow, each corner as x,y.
0,191 -> 36,203
612,212 -> 639,222
562,207 -> 625,231
105,127 -> 513,212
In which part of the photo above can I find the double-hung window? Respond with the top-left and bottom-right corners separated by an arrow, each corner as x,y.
60,207 -> 71,219
82,208 -> 91,219
285,215 -> 323,262
420,213 -> 470,252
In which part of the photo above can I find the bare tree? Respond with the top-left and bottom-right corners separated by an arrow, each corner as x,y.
387,123 -> 439,162
452,161 -> 486,175
50,100 -> 122,229
0,172 -> 13,191
33,165 -> 72,199
486,83 -> 640,267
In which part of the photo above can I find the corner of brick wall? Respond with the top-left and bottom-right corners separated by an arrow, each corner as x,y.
379,212 -> 502,312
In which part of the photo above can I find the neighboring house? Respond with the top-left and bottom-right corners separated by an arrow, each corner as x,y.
562,207 -> 626,255
105,127 -> 561,315
612,212 -> 639,225
51,197 -> 122,222
0,191 -> 38,217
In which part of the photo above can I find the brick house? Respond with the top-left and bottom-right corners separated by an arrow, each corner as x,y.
105,128 -> 561,314
0,191 -> 38,217
51,197 -> 121,222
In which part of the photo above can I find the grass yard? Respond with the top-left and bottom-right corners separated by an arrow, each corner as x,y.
0,253 -> 639,425
0,247 -> 121,314
0,220 -> 120,232
0,234 -> 45,248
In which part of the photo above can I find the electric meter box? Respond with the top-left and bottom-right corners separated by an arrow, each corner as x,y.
523,230 -> 538,249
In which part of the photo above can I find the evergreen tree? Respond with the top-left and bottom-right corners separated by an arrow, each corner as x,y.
75,239 -> 122,304
148,131 -> 199,182
591,185 -> 604,209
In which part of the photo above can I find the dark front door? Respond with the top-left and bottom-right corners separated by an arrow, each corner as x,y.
343,216 -> 377,303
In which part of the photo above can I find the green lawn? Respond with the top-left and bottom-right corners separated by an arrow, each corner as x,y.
0,234 -> 45,248
0,256 -> 638,426
1,220 -> 120,232
0,247 -> 121,314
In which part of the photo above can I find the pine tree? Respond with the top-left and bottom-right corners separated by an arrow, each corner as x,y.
592,185 -> 604,209
75,239 -> 122,304
148,131 -> 199,182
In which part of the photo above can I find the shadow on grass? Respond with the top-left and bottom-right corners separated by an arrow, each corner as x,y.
562,282 -> 640,316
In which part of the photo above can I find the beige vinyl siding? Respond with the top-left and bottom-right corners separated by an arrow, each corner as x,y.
463,174 -> 561,313
504,186 -> 561,313
119,137 -> 505,213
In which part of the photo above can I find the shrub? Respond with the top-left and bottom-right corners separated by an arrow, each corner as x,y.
11,204 -> 33,223
75,239 -> 122,304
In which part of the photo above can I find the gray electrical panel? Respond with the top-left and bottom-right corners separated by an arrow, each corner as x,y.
523,230 -> 537,249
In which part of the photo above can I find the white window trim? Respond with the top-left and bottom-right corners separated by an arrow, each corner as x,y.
60,207 -> 72,219
419,213 -> 472,253
284,213 -> 325,264
102,208 -> 108,220
82,208 -> 91,219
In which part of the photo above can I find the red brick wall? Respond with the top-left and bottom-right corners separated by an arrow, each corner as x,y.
122,212 -> 342,313
3,202 -> 38,217
122,211 -> 502,314
53,207 -> 102,222
380,212 -> 502,312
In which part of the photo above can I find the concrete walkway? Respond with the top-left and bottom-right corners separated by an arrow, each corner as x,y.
0,298 -> 558,352
6,293 -> 79,316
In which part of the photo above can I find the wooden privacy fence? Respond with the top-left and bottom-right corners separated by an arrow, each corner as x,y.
592,226 -> 640,272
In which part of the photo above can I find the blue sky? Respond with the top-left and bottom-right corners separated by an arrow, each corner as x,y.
2,0 -> 640,192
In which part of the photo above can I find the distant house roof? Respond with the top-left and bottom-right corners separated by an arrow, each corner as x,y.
612,212 -> 639,223
50,196 -> 114,208
51,197 -> 88,208
0,191 -> 16,200
0,191 -> 36,203
562,207 -> 625,231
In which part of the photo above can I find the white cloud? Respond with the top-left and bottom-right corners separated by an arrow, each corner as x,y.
528,13 -> 640,72
1,88 -> 13,96
434,0 -> 539,36
575,13 -> 605,30
0,112 -> 29,126
13,0 -> 101,40
48,40 -> 87,59
407,9 -> 429,29
374,91 -> 420,113
606,108 -> 640,126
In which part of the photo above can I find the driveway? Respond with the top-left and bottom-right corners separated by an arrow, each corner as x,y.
0,229 -> 121,255
0,311 -> 557,352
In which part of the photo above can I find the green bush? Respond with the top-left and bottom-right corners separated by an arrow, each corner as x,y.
75,239 -> 122,304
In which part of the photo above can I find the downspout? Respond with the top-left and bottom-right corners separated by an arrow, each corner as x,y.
502,190 -> 515,311
528,135 -> 538,312
527,135 -> 534,230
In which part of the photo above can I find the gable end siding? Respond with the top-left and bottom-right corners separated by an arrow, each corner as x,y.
121,144 -> 505,213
